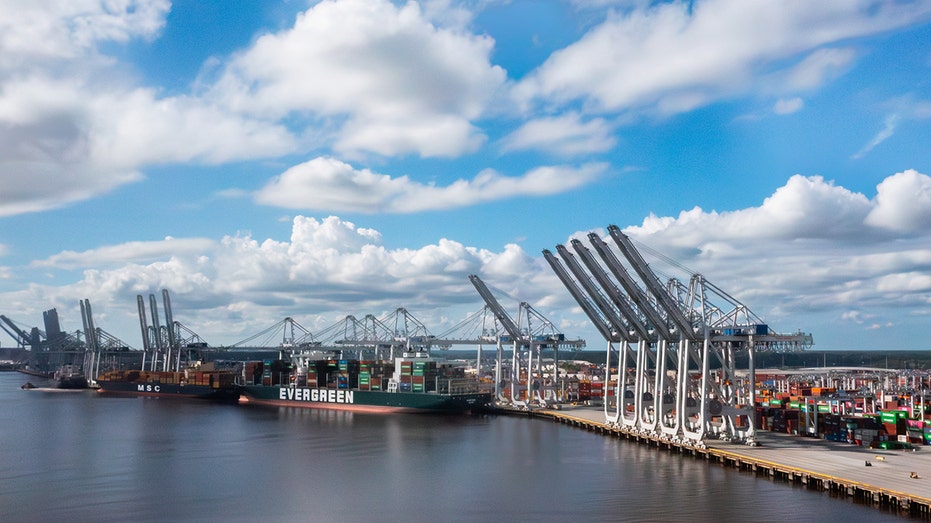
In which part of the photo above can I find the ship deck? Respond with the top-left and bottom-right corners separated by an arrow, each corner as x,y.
502,404 -> 931,517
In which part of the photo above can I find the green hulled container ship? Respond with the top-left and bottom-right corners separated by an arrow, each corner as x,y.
237,353 -> 492,414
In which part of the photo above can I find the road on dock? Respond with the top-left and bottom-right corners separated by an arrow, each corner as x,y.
540,405 -> 931,503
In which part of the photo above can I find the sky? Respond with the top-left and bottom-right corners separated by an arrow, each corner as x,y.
1,0 -> 930,352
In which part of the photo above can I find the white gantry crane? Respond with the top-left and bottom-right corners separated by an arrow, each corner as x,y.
469,274 -> 583,408
545,225 -> 812,446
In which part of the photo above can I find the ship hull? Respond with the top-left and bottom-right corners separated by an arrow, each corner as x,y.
96,369 -> 239,401
52,375 -> 89,389
238,385 -> 491,414
97,380 -> 238,401
18,368 -> 88,389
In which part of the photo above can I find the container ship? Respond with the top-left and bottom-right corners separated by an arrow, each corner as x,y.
96,365 -> 239,401
237,352 -> 492,414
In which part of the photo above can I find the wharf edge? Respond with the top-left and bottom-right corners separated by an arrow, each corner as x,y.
495,404 -> 931,518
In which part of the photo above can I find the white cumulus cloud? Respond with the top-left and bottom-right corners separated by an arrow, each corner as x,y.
515,0 -> 930,116
209,0 -> 506,158
500,113 -> 617,156
254,157 -> 609,213
8,215 -> 552,345
773,97 -> 803,115
865,169 -> 931,232
0,1 -> 302,217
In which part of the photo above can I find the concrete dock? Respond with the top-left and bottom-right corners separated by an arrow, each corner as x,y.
513,405 -> 931,517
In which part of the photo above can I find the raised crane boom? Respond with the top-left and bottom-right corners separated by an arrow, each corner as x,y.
588,232 -> 674,341
553,245 -> 634,342
606,225 -> 699,341
0,314 -> 34,347
569,239 -> 652,342
542,249 -> 620,342
468,274 -> 522,340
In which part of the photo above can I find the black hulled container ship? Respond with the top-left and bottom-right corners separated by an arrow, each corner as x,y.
237,352 -> 492,413
96,365 -> 239,401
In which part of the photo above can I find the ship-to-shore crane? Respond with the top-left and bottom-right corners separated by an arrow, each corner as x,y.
546,224 -> 813,445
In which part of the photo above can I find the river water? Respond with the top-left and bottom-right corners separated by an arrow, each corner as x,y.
0,373 -> 906,522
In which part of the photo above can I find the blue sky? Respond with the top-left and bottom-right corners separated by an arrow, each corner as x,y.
1,0 -> 930,351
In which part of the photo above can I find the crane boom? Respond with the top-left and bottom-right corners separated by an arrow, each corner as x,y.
553,245 -> 633,342
162,289 -> 177,355
468,274 -> 522,340
80,299 -> 98,353
569,239 -> 652,341
588,232 -> 675,341
607,225 -> 697,340
137,295 -> 151,353
542,249 -> 620,342
0,315 -> 33,346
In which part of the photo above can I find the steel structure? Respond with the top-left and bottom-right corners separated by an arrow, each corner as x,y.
229,316 -> 318,351
136,289 -> 206,372
223,289 -> 583,408
545,225 -> 812,445
469,274 -> 585,408
80,298 -> 138,382
1,310 -> 85,374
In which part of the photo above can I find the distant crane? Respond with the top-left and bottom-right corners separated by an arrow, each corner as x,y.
1,310 -> 85,374
468,274 -> 582,408
136,289 -> 202,372
79,298 -> 138,382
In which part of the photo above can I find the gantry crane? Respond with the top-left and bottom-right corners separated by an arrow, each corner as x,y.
546,225 -> 812,445
468,274 -> 581,407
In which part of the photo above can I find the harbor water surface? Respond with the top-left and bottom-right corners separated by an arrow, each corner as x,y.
0,373 -> 904,522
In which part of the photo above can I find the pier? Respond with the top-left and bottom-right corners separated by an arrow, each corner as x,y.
512,405 -> 931,517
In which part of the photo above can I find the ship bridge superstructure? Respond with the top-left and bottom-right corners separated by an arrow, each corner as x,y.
545,224 -> 812,445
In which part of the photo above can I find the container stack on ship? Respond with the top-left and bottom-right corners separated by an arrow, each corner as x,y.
238,351 -> 491,414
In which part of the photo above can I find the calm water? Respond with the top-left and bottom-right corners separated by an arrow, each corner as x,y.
0,373 -> 906,522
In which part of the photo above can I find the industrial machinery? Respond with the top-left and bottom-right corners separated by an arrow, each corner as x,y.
545,224 -> 812,445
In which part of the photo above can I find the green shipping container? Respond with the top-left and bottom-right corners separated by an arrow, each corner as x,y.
881,411 -> 906,423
